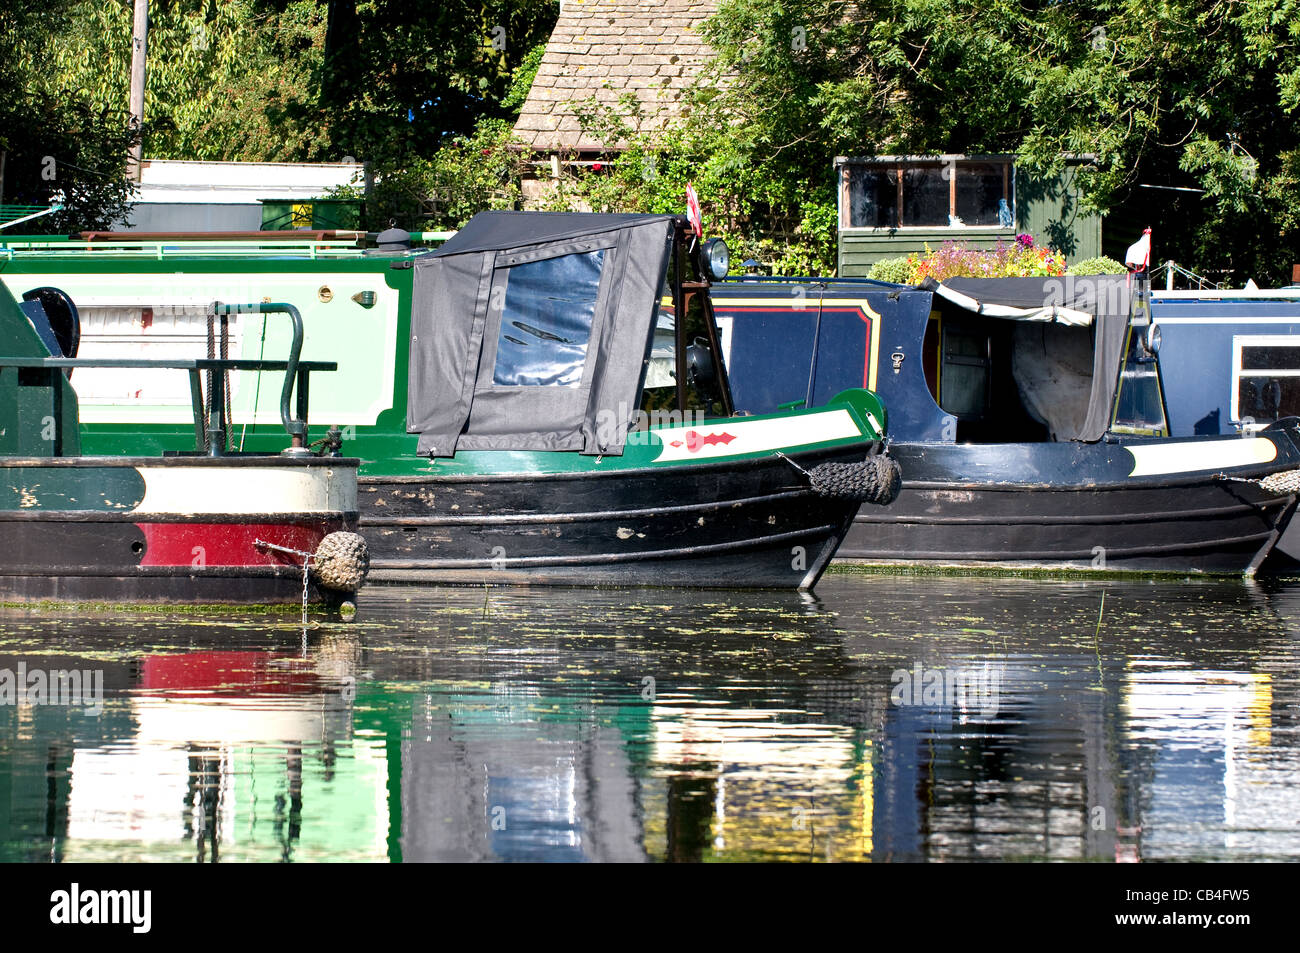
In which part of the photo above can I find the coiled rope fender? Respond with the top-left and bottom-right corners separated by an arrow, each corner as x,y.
776,452 -> 902,506
312,532 -> 370,593
1258,469 -> 1300,495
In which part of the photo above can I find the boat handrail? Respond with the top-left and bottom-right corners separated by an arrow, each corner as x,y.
212,301 -> 313,451
2,295 -> 335,455
0,231 -> 455,260
0,240 -> 366,261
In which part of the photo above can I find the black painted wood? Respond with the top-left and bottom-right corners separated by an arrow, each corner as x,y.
358,447 -> 868,589
839,435 -> 1300,573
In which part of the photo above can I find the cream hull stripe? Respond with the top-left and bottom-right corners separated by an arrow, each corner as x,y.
1126,438 -> 1277,478
134,466 -> 356,514
651,409 -> 863,463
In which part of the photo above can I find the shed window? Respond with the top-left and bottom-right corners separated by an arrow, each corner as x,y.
493,250 -> 605,387
843,158 -> 1013,228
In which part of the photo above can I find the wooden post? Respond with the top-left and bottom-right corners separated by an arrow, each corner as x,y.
1293,264 -> 1299,285
126,0 -> 148,182
948,158 -> 957,222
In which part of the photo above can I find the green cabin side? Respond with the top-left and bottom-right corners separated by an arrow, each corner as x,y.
0,250 -> 419,466
0,283 -> 81,456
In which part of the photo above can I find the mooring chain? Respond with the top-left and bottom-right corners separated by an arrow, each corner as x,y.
254,538 -> 315,626
253,532 -> 369,627
1222,468 -> 1300,495
773,450 -> 902,505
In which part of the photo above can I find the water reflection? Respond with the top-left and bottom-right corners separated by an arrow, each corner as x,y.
1,573 -> 1298,862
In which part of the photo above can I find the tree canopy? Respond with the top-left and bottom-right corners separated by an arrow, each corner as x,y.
4,0 -> 1298,284
2,0 -> 557,230
546,0 -> 1300,282
1,0 -> 136,230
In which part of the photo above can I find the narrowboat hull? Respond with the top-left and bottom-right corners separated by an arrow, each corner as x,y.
361,443 -> 871,590
840,433 -> 1300,573
0,457 -> 361,604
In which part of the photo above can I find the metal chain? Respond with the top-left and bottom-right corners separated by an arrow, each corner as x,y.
301,556 -> 310,628
254,537 -> 315,629
203,308 -> 231,453
220,313 -> 231,441
204,308 -> 215,439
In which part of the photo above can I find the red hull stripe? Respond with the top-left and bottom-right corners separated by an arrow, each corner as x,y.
137,522 -> 337,567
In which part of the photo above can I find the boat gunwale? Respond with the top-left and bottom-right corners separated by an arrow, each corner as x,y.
0,456 -> 360,468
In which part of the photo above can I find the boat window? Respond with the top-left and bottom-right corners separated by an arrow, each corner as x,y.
492,249 -> 605,387
1233,336 -> 1300,427
940,325 -> 990,419
1111,325 -> 1169,436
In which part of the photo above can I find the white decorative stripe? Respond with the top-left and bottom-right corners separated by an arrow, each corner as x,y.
931,282 -> 1093,326
1126,438 -> 1277,478
651,409 -> 863,463
134,466 -> 356,514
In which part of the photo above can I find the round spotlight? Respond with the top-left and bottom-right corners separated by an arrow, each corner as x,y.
700,238 -> 730,281
1145,322 -> 1162,354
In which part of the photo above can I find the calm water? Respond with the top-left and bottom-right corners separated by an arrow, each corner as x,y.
2,572 -> 1299,862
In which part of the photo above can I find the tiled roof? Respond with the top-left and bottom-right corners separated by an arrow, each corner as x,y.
513,0 -> 719,152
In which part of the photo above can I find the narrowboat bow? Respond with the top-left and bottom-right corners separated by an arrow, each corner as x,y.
367,212 -> 898,589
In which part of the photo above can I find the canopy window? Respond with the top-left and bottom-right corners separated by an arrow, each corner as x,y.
407,212 -> 676,457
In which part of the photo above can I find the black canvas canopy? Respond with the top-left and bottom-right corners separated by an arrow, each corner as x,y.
407,211 -> 676,457
922,275 -> 1132,442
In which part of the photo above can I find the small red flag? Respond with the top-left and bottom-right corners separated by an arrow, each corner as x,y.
685,183 -> 703,239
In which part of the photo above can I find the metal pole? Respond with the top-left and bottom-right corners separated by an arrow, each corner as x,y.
127,0 -> 148,182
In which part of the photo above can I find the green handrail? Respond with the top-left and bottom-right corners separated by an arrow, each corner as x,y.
212,301 -> 307,448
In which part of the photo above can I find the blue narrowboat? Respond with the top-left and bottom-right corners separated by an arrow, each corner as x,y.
709,271 -> 1300,573
1151,290 -> 1300,437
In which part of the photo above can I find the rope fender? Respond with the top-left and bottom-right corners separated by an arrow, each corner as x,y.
808,455 -> 902,506
775,451 -> 902,506
313,531 -> 371,594
1258,469 -> 1300,495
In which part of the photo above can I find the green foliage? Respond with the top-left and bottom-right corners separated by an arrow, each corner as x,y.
866,257 -> 913,284
639,0 -> 1300,284
1068,256 -> 1127,276
538,87 -> 841,274
8,0 -> 1299,282
16,0 -> 284,160
502,42 -> 549,113
0,0 -> 134,230
310,0 -> 558,163
1,0 -> 560,230
9,1 -> 559,164
332,118 -> 527,231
